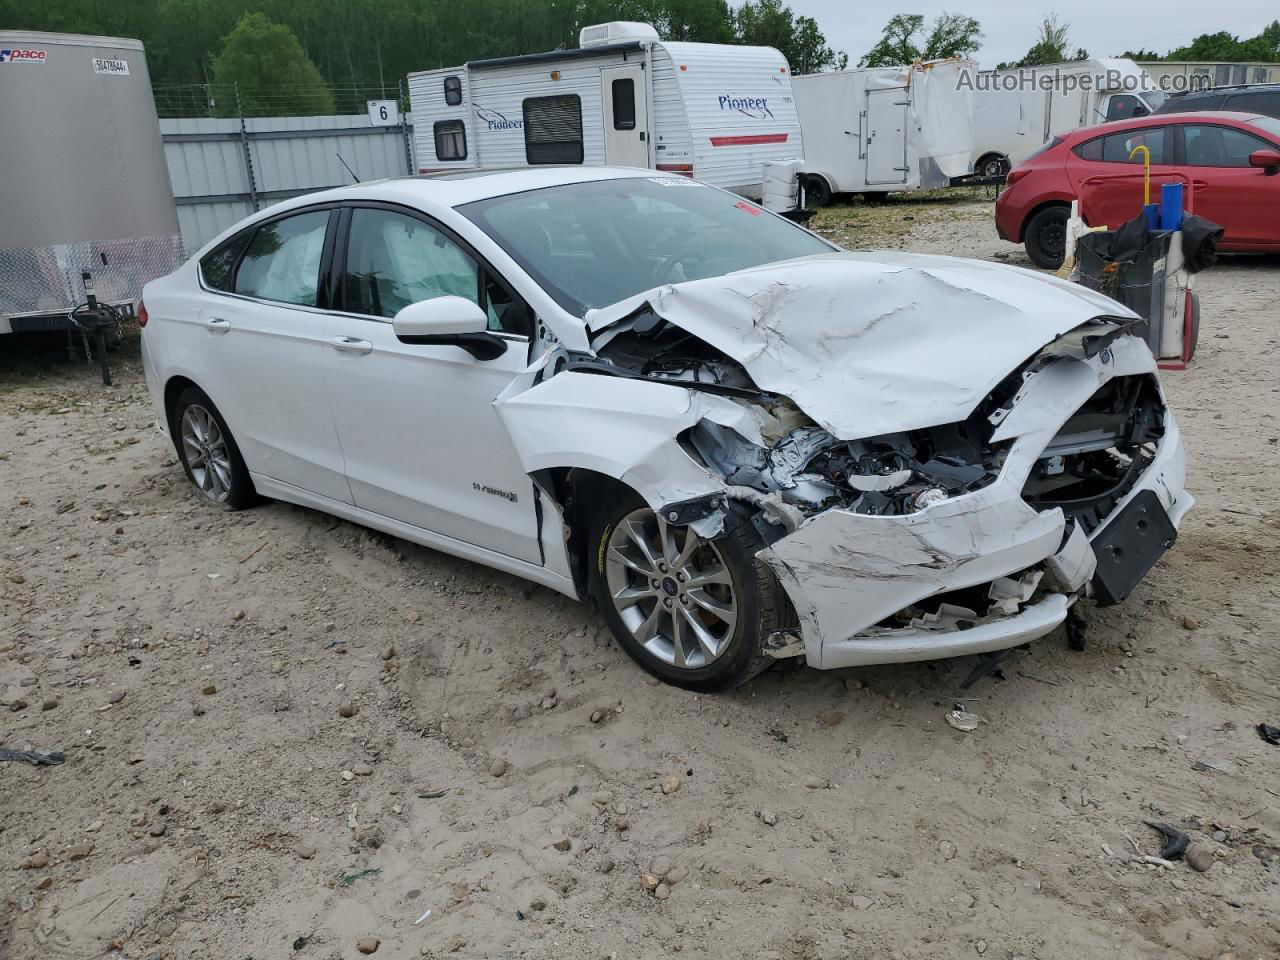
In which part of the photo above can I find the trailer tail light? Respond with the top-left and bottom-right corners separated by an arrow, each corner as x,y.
656,163 -> 694,177
137,300 -> 149,328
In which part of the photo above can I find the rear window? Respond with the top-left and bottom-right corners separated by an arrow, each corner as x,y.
1025,135 -> 1065,163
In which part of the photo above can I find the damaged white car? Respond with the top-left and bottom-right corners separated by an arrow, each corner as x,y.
140,168 -> 1192,690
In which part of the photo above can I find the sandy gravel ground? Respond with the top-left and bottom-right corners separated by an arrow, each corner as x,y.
2,196 -> 1278,960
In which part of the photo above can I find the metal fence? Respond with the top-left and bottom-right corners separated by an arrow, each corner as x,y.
160,84 -> 415,251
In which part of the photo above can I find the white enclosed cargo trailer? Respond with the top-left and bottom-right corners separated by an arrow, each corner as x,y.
408,22 -> 804,197
792,59 -> 976,204
0,31 -> 183,334
971,58 -> 1166,176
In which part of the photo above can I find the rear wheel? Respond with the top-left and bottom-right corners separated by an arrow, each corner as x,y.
171,387 -> 256,509
1024,205 -> 1070,269
588,498 -> 783,691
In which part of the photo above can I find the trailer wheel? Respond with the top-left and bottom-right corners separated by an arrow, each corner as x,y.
977,153 -> 1009,179
802,175 -> 832,208
1023,205 -> 1070,270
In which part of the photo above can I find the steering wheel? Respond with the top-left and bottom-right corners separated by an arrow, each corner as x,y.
648,236 -> 709,285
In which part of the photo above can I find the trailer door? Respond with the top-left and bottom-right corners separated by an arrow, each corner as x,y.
601,64 -> 649,168
865,88 -> 908,185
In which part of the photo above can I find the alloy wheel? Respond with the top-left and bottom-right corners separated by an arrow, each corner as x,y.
180,404 -> 233,503
604,507 -> 737,670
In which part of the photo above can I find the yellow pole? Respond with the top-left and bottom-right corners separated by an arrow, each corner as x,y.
1129,144 -> 1151,206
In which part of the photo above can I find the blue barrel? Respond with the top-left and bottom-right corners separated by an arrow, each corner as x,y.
1160,182 -> 1184,231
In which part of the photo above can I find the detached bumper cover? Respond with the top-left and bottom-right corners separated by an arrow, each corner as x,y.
759,335 -> 1192,669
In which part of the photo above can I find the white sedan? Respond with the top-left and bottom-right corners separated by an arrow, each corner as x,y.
140,168 -> 1192,690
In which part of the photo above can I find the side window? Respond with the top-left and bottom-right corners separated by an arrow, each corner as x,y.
1105,94 -> 1146,121
1077,127 -> 1168,164
443,75 -> 462,107
611,78 -> 636,130
233,210 -> 331,306
1227,91 -> 1280,119
1184,124 -> 1274,167
434,120 -> 467,161
344,209 -> 478,319
200,232 -> 251,292
523,94 -> 584,164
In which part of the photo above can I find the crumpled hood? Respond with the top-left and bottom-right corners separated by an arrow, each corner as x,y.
585,251 -> 1140,440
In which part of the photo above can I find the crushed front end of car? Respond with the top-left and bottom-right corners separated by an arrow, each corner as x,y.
502,251 -> 1193,670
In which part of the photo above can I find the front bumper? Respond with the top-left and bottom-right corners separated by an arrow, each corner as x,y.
759,335 -> 1192,669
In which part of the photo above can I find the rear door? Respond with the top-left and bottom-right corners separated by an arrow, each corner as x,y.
1179,122 -> 1280,246
865,87 -> 907,185
196,207 -> 353,504
601,64 -> 649,168
1066,124 -> 1181,228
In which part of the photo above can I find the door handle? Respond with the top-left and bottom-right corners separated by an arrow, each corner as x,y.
205,317 -> 231,334
331,336 -> 373,355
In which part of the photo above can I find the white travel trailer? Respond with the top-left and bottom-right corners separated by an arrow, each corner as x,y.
970,58 -> 1165,176
407,21 -> 803,197
792,59 -> 976,204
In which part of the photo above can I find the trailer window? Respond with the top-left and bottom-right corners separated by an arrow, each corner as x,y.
434,120 -> 467,161
523,95 -> 584,164
443,76 -> 462,107
611,79 -> 636,130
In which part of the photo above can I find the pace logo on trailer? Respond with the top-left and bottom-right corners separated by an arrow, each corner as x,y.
0,48 -> 48,64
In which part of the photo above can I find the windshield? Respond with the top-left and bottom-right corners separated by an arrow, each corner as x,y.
1141,90 -> 1166,112
458,177 -> 835,316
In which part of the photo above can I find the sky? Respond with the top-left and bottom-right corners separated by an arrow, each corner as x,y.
786,2 -> 1280,68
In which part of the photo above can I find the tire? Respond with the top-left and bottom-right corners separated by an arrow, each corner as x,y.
588,497 -> 784,691
1023,205 -> 1070,270
802,174 -> 832,208
170,386 -> 257,509
978,154 -> 1008,179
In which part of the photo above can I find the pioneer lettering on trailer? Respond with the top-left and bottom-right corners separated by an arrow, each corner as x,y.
473,482 -> 519,503
476,108 -> 522,131
718,95 -> 774,120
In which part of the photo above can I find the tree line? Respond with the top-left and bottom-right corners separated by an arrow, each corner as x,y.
0,0 -> 846,115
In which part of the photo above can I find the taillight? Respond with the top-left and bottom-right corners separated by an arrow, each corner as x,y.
137,300 -> 149,328
1006,168 -> 1030,186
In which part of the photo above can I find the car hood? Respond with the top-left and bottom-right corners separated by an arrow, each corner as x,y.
585,251 -> 1140,440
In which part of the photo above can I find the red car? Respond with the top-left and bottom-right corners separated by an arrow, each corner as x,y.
995,111 -> 1280,268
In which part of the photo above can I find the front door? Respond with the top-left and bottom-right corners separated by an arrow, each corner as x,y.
865,87 -> 907,185
323,205 -> 543,563
1179,123 -> 1280,246
601,64 -> 649,168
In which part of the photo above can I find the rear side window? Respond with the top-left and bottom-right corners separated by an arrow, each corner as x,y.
234,210 -> 331,307
200,232 -> 251,292
1224,90 -> 1280,119
1075,127 -> 1168,164
1184,124 -> 1274,167
434,120 -> 467,161
523,94 -> 584,164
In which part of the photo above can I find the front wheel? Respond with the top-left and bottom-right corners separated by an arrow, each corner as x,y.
1023,205 -> 1070,269
588,499 -> 785,691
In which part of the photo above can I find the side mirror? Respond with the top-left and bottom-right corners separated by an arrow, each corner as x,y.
392,296 -> 506,360
1130,105 -> 1149,118
1248,149 -> 1280,174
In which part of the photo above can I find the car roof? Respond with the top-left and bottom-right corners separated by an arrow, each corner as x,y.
284,166 -> 663,212
1067,110 -> 1270,140
1167,82 -> 1280,98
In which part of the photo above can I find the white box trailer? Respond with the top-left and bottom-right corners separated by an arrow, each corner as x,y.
792,59 -> 976,204
971,58 -> 1164,176
408,21 -> 804,198
0,30 -> 183,334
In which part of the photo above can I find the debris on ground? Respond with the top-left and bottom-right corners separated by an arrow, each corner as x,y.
1144,821 -> 1190,860
945,708 -> 984,732
0,748 -> 65,766
1257,723 -> 1280,746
